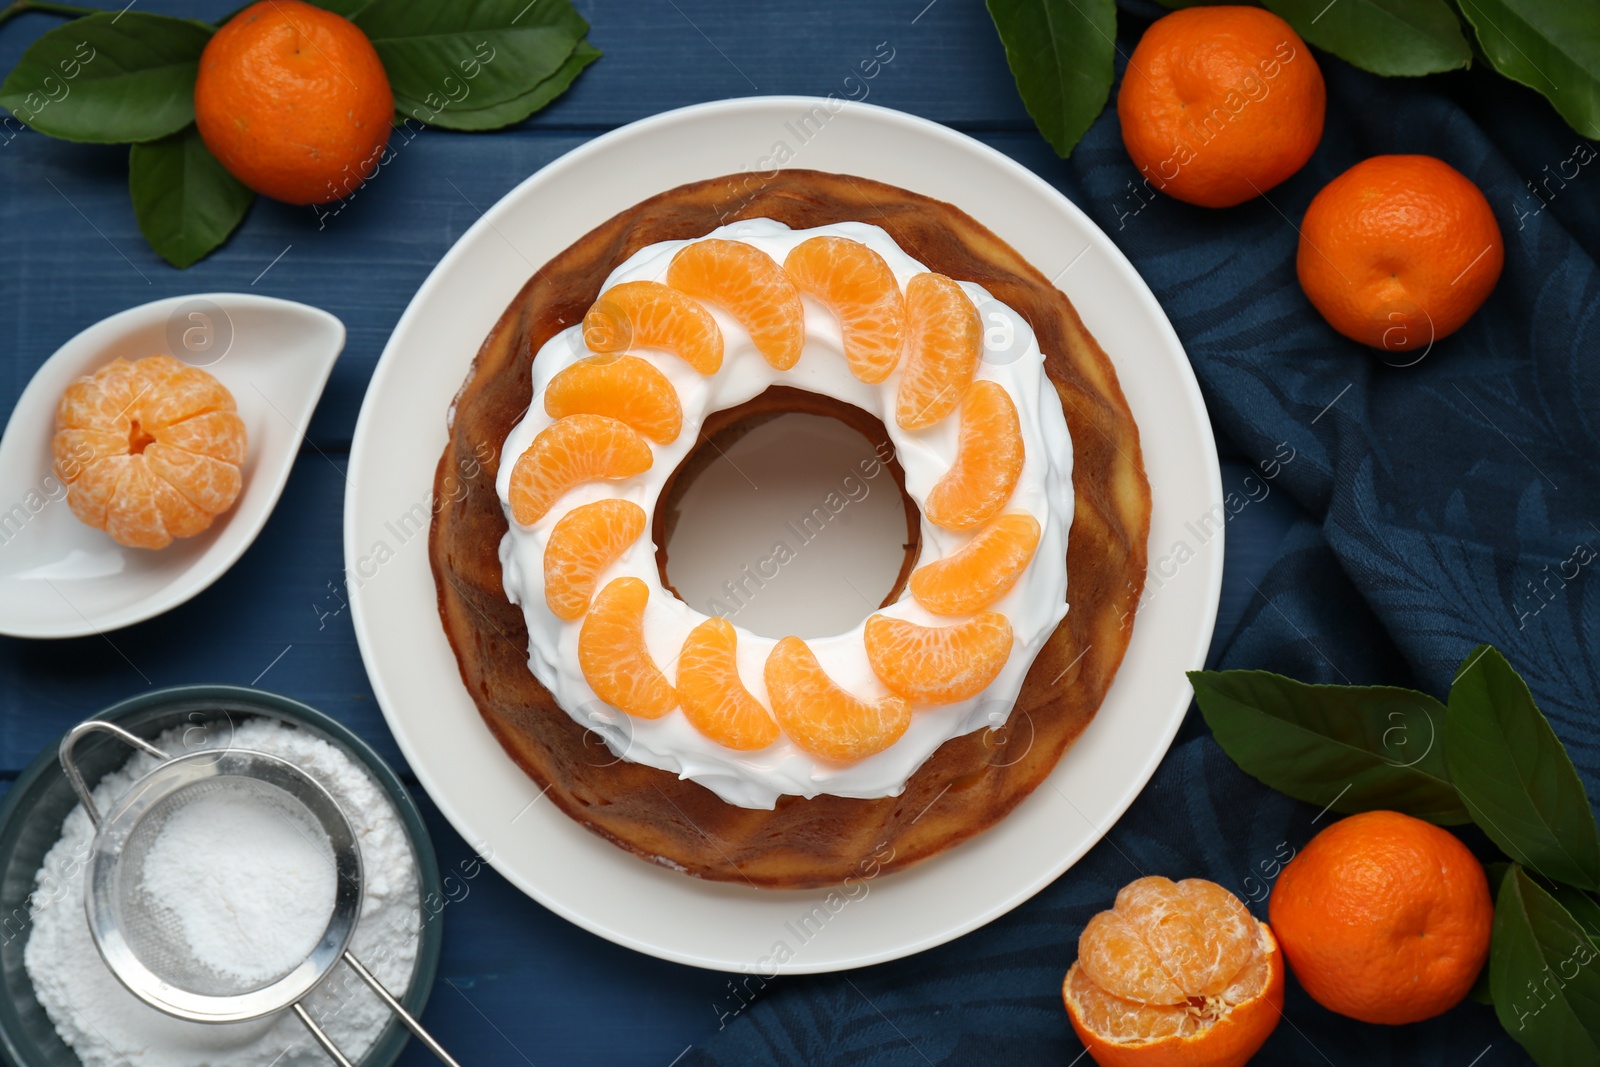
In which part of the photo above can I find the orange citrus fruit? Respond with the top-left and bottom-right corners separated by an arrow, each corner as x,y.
507,414 -> 653,526
1297,155 -> 1504,353
53,355 -> 246,550
1064,876 -> 1284,1067
897,272 -> 982,430
910,512 -> 1041,614
764,636 -> 910,761
863,612 -> 1013,705
784,235 -> 905,383
676,618 -> 780,750
584,280 -> 724,375
194,0 -> 392,206
1268,810 -> 1492,1025
544,354 -> 683,444
667,239 -> 804,370
578,577 -> 677,719
542,499 -> 647,621
1117,6 -> 1324,208
923,380 -> 1024,531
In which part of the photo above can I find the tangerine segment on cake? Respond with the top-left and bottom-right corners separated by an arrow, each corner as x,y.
765,637 -> 911,762
578,577 -> 678,719
677,618 -> 781,751
543,499 -> 647,620
864,612 -> 1015,705
910,512 -> 1041,615
666,238 -> 805,370
436,171 -> 1151,886
924,380 -> 1025,531
897,272 -> 983,430
53,354 -> 247,550
544,354 -> 683,444
584,280 -> 724,375
507,414 -> 652,525
783,235 -> 905,383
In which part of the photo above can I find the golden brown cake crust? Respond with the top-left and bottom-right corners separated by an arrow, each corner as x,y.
429,170 -> 1151,888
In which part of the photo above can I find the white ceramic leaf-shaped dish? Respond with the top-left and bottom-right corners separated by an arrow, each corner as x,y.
0,294 -> 344,638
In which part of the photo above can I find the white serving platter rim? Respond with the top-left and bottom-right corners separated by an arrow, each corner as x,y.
345,96 -> 1222,974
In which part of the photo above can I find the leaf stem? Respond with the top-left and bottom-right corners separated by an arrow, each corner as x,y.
0,1 -> 102,28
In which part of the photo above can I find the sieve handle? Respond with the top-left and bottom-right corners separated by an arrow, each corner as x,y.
292,1004 -> 357,1067
342,951 -> 463,1067
58,721 -> 170,827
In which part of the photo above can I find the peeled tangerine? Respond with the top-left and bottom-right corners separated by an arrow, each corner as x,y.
53,355 -> 246,550
764,636 -> 910,762
1063,877 -> 1284,1067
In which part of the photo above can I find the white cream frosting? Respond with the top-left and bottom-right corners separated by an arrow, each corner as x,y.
495,218 -> 1074,809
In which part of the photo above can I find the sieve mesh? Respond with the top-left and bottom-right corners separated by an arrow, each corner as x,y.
112,776 -> 337,998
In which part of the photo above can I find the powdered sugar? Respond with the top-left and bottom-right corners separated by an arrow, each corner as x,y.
136,783 -> 337,988
24,716 -> 421,1067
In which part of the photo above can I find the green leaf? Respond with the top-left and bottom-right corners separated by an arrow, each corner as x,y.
1262,0 -> 1472,76
0,12 -> 211,143
356,0 -> 587,112
1545,882 -> 1600,947
1490,865 -> 1600,1063
129,124 -> 253,269
1458,0 -> 1600,138
1445,645 -> 1600,890
985,0 -> 1115,158
1189,670 -> 1472,824
395,38 -> 597,130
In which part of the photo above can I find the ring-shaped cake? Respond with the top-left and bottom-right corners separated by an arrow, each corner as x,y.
431,171 -> 1150,887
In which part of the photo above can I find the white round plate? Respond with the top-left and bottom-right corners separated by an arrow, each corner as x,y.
0,294 -> 343,639
346,98 -> 1222,974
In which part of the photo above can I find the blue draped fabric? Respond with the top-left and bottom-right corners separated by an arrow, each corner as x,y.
688,4 -> 1599,1064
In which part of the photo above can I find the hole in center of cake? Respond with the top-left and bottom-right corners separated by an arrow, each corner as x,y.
654,386 -> 921,640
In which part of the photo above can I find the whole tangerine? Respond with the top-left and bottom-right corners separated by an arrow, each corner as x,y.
194,0 -> 392,206
1297,154 -> 1504,354
1269,810 -> 1492,1025
1062,876 -> 1283,1067
1117,6 -> 1325,208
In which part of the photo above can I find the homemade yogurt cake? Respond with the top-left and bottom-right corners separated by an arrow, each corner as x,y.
430,170 -> 1150,888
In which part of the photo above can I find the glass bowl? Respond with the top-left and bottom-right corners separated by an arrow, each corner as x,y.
0,684 -> 443,1067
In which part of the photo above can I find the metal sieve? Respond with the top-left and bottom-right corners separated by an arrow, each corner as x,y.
61,720 -> 460,1067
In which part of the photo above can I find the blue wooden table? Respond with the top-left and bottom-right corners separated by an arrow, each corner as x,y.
0,2 -> 1300,1062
